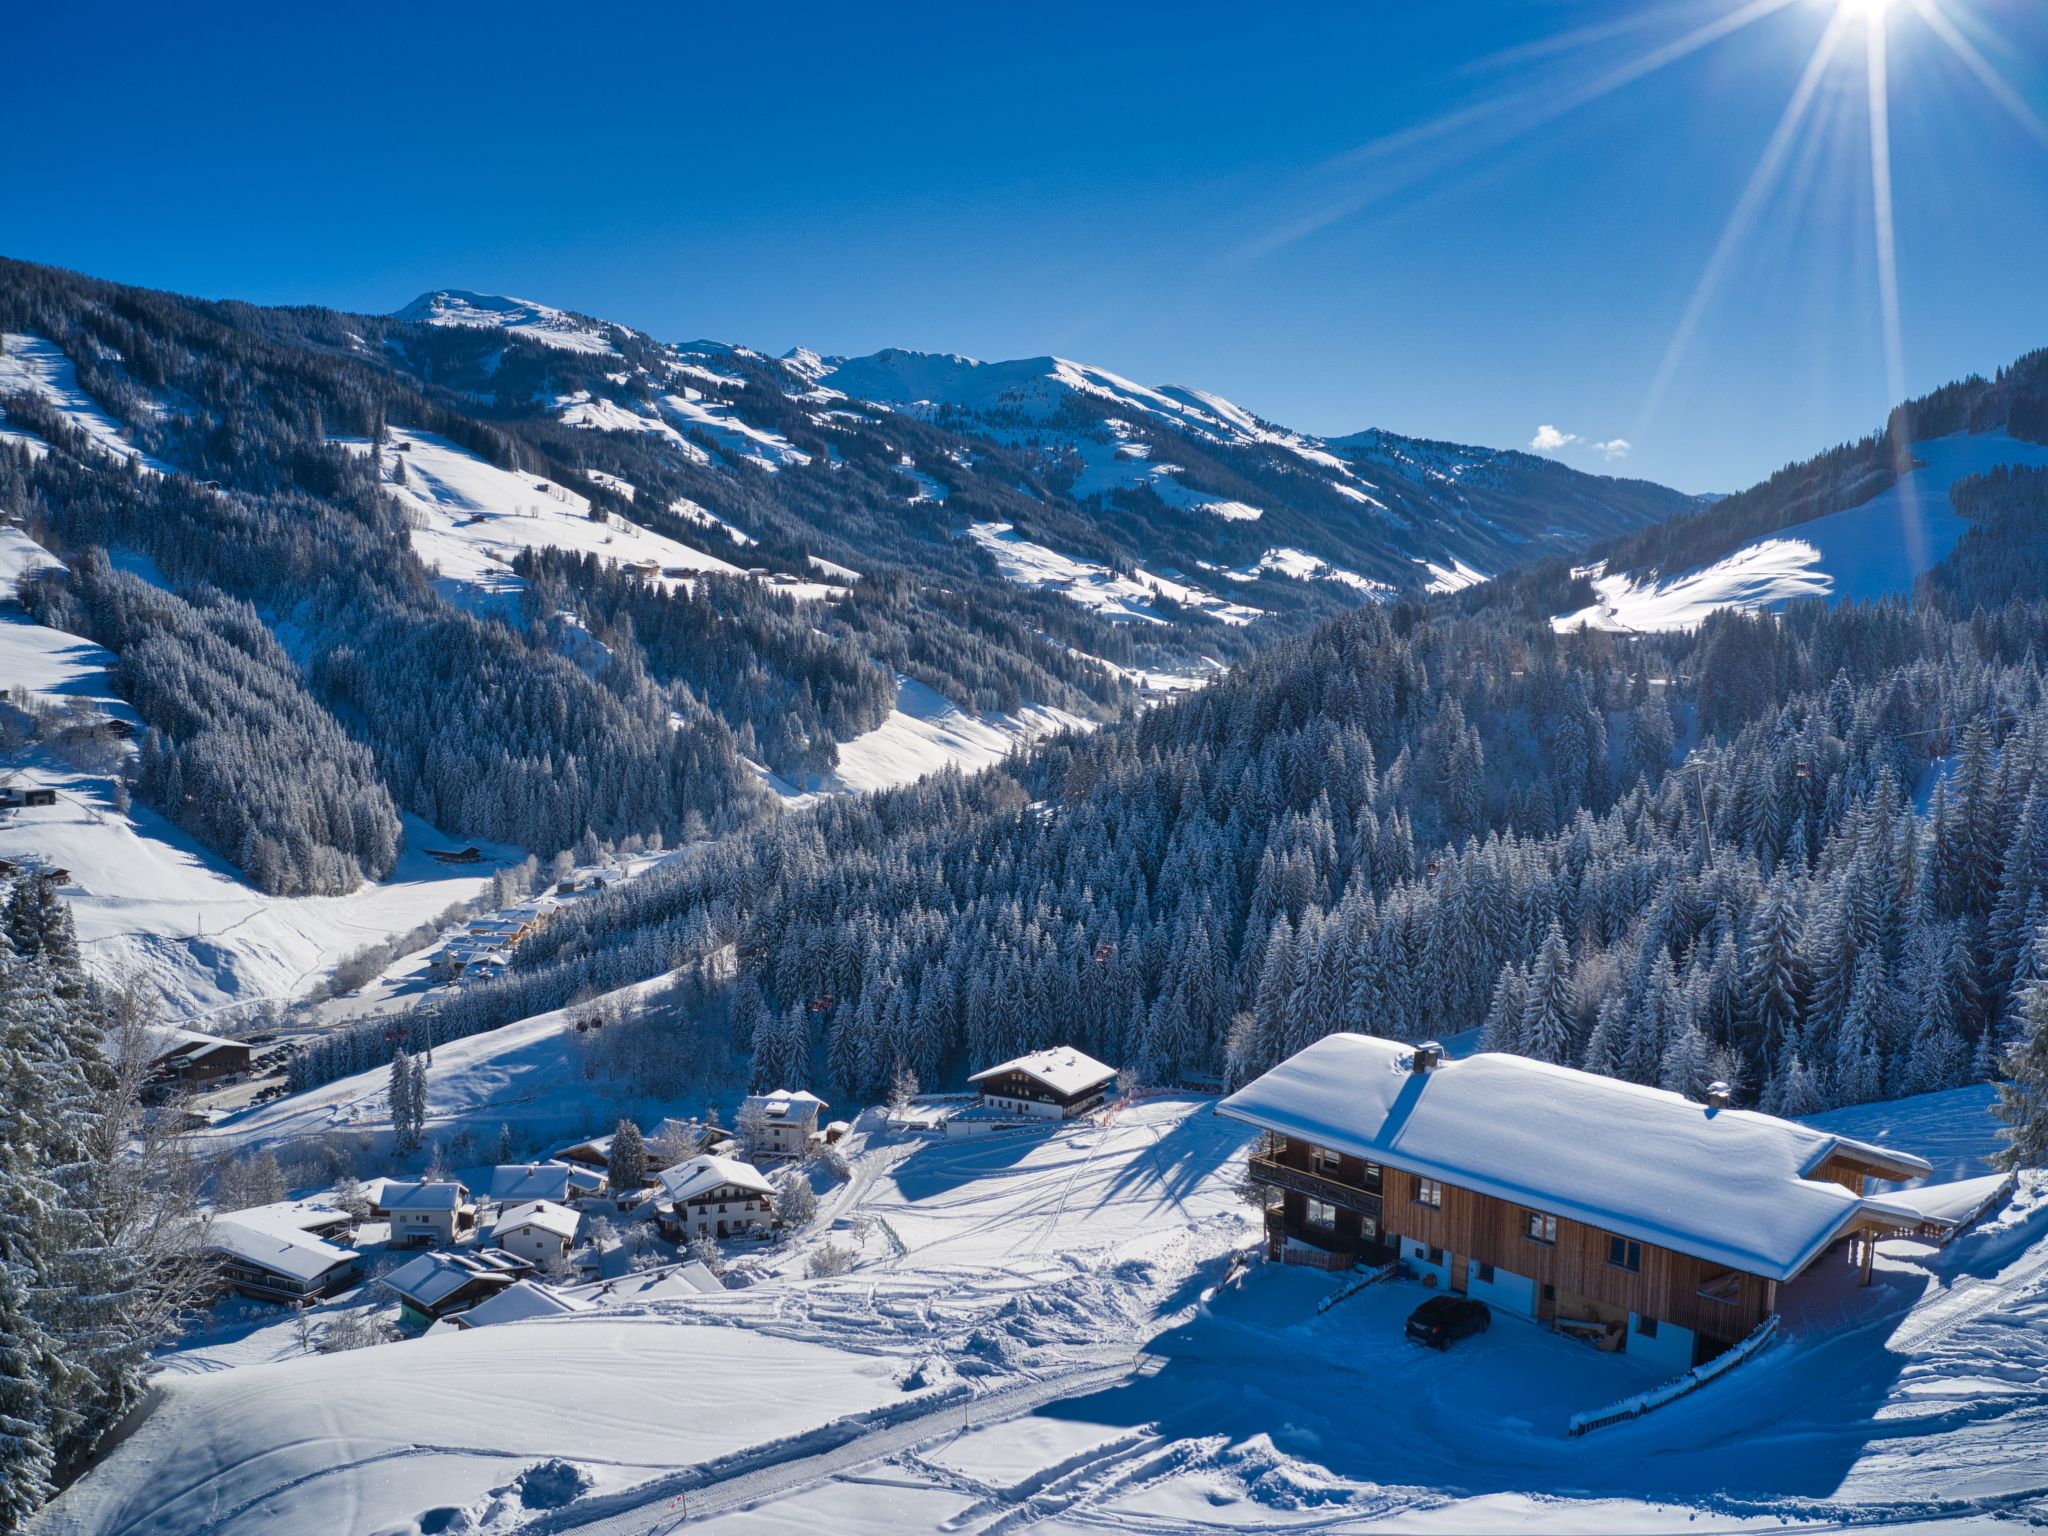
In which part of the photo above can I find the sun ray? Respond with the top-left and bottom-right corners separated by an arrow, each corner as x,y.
1236,0 -> 1806,263
1864,6 -> 1925,571
1903,0 -> 2048,150
1636,8 -> 1853,435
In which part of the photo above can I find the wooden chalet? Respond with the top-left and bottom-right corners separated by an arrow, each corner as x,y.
968,1046 -> 1117,1120
1220,1035 -> 1933,1372
204,1202 -> 362,1303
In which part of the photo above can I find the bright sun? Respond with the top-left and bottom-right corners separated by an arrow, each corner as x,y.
1838,0 -> 1893,19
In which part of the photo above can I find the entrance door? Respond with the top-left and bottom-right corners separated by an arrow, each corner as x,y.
1450,1257 -> 1469,1295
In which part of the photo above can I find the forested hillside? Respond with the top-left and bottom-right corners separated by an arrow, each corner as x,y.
333,480 -> 2048,1126
0,257 -> 1686,901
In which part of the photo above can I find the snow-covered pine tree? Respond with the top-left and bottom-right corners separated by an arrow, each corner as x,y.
606,1119 -> 646,1192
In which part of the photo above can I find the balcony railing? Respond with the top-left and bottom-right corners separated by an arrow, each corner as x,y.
1248,1153 -> 1383,1214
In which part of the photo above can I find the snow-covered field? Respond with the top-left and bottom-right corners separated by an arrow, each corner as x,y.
47,1081 -> 2047,1535
340,431 -> 753,614
0,333 -> 168,472
761,676 -> 1091,803
967,521 -> 1261,627
1555,432 -> 2048,633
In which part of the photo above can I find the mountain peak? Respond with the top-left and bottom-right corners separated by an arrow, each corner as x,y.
393,289 -> 619,355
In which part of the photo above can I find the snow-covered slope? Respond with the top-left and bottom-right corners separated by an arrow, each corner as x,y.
1555,431 -> 2048,633
0,333 -> 167,472
392,290 -> 620,354
340,430 -> 761,612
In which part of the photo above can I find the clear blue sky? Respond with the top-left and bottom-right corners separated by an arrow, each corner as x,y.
5,0 -> 2045,493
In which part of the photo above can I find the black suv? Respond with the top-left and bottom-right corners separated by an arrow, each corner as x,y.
1405,1294 -> 1492,1350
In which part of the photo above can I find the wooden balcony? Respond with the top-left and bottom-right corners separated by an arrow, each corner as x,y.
1248,1153 -> 1383,1215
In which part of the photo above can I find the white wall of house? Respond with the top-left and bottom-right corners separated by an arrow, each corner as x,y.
1626,1312 -> 1697,1373
496,1224 -> 571,1266
1465,1263 -> 1537,1318
391,1209 -> 458,1246
669,1195 -> 769,1239
977,1093 -> 1063,1119
1402,1237 -> 1455,1290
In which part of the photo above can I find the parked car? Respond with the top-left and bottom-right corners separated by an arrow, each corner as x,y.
1405,1294 -> 1491,1350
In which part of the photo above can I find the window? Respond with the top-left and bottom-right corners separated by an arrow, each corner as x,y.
1310,1146 -> 1342,1176
1607,1236 -> 1643,1272
1525,1210 -> 1557,1245
1306,1197 -> 1337,1228
1363,1161 -> 1383,1192
1476,1262 -> 1495,1284
1415,1178 -> 1443,1208
1360,1214 -> 1378,1240
1636,1314 -> 1659,1339
1426,1246 -> 1445,1267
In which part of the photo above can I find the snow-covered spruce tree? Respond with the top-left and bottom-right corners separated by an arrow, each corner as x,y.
1994,957 -> 2048,1170
773,1166 -> 816,1229
0,896 -> 175,1531
606,1119 -> 645,1193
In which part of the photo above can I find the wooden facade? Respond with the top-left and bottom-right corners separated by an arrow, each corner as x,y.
974,1067 -> 1107,1114
1255,1133 -> 1779,1356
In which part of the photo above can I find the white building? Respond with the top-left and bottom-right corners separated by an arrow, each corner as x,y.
654,1155 -> 776,1241
738,1089 -> 828,1159
380,1180 -> 478,1248
969,1046 -> 1117,1120
493,1199 -> 581,1266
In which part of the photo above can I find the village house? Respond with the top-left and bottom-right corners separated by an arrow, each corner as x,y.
1219,1035 -> 1934,1372
380,1248 -> 532,1327
547,1129 -> 657,1185
492,1199 -> 582,1266
488,1161 -> 606,1207
204,1201 -> 362,1303
654,1154 -> 775,1241
738,1089 -> 828,1159
440,1277 -> 595,1331
381,1180 -> 478,1248
970,1046 -> 1118,1120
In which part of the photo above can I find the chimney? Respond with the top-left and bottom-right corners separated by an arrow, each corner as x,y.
1705,1081 -> 1732,1111
1411,1041 -> 1443,1077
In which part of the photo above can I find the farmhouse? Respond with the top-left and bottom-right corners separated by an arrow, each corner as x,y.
204,1203 -> 362,1303
492,1199 -> 581,1266
488,1161 -> 606,1206
969,1046 -> 1117,1120
380,1248 -> 531,1327
381,1180 -> 478,1248
654,1154 -> 775,1241
738,1089 -> 828,1159
1220,1034 -> 1933,1371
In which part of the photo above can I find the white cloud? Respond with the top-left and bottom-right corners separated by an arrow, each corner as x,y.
1529,424 -> 1578,453
1593,437 -> 1632,460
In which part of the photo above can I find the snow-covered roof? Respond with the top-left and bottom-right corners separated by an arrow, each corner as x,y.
970,1046 -> 1117,1098
380,1249 -> 527,1309
1874,1172 -> 2015,1231
657,1154 -> 775,1204
551,1130 -> 635,1161
118,1024 -> 247,1066
1217,1034 -> 1934,1283
381,1180 -> 471,1212
487,1162 -> 602,1203
495,1200 -> 581,1241
204,1217 -> 359,1284
743,1089 -> 828,1121
455,1279 -> 596,1328
216,1199 -> 351,1237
